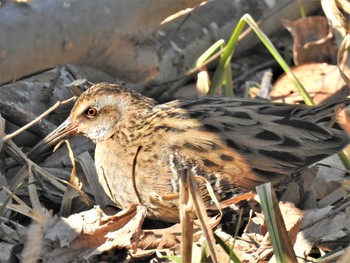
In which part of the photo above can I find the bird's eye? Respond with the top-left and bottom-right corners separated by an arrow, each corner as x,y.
85,107 -> 98,118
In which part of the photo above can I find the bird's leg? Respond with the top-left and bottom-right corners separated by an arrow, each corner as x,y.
147,153 -> 194,218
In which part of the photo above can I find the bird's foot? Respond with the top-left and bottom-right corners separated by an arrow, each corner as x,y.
147,192 -> 181,222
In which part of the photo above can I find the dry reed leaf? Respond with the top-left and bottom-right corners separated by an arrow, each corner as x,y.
323,0 -> 350,33
55,140 -> 91,216
28,165 -> 45,217
5,140 -> 67,193
337,33 -> 350,86
195,175 -> 223,226
0,113 -> 5,151
207,192 -> 256,210
5,202 -> 45,223
75,151 -> 111,207
0,172 -> 11,219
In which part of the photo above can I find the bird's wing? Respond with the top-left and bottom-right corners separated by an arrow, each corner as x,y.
147,97 -> 348,191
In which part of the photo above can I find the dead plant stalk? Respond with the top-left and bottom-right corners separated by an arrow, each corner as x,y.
0,97 -> 76,144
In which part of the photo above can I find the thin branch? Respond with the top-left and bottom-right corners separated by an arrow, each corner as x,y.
0,97 -> 76,144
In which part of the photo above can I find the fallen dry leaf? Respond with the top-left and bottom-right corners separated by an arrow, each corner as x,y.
283,16 -> 335,65
87,205 -> 147,258
41,205 -> 146,262
294,202 -> 350,259
311,155 -> 348,200
271,63 -> 348,104
278,201 -> 304,245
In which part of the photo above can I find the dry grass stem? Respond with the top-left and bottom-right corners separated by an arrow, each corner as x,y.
56,140 -> 91,216
0,97 -> 76,144
188,172 -> 218,263
179,168 -> 194,263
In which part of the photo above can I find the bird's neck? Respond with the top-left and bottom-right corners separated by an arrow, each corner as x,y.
110,106 -> 153,147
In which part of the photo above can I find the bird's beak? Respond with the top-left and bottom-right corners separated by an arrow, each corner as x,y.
28,117 -> 79,160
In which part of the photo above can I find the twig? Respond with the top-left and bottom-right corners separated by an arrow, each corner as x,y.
0,97 -> 76,144
0,101 -> 56,138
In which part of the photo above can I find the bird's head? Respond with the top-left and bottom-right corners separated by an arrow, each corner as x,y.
29,83 -> 155,155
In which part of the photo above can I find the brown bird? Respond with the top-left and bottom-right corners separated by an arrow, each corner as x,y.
36,83 -> 349,222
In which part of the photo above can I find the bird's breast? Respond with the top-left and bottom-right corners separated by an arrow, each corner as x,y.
94,140 -> 141,209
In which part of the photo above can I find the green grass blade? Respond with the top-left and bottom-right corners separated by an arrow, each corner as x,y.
297,0 -> 307,18
256,183 -> 297,263
161,255 -> 181,263
207,13 -> 314,106
196,39 -> 225,67
208,18 -> 247,95
232,208 -> 243,247
223,63 -> 234,97
214,233 -> 242,263
242,14 -> 314,106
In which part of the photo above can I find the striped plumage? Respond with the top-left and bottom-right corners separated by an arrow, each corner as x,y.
52,83 -> 349,222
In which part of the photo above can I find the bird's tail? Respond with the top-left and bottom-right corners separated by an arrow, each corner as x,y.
293,97 -> 349,130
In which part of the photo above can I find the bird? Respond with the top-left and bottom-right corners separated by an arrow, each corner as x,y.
35,82 -> 349,222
